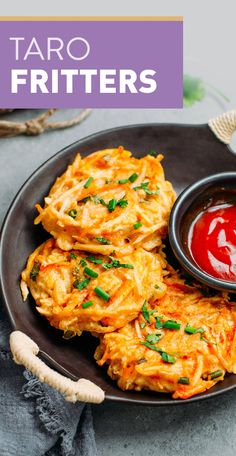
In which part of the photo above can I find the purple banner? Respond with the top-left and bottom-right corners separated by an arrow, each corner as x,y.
0,19 -> 183,108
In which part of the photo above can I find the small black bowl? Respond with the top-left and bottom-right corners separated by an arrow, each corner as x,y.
169,172 -> 236,292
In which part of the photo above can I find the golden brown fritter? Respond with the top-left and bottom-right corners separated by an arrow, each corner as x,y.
34,147 -> 175,254
95,268 -> 236,399
21,238 -> 166,336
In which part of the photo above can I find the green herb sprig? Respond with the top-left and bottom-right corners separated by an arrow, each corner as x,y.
95,237 -> 111,245
183,74 -> 229,107
103,256 -> 134,270
141,341 -> 176,364
142,300 -> 151,323
86,255 -> 103,265
84,177 -> 94,189
67,209 -> 77,219
73,278 -> 90,290
30,262 -> 40,281
82,300 -> 94,309
134,181 -> 159,196
94,286 -> 110,301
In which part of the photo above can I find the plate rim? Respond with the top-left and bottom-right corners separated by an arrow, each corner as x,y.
1,121 -> 235,406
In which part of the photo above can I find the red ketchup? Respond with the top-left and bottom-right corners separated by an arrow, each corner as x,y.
189,203 -> 236,281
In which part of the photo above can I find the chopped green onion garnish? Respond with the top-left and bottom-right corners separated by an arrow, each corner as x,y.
67,209 -> 77,219
142,300 -> 150,323
86,256 -> 103,264
99,198 -> 108,207
96,196 -> 128,211
155,317 -> 163,329
108,199 -> 117,212
210,370 -> 223,380
84,267 -> 98,278
141,342 -> 162,353
149,310 -> 158,315
134,182 -> 149,191
133,221 -> 142,229
185,324 -> 205,335
145,187 -> 160,196
146,334 -> 162,344
163,320 -> 181,330
178,377 -> 190,385
141,342 -> 176,364
200,335 -> 216,345
103,262 -> 115,270
140,322 -> 146,329
117,198 -> 128,208
161,352 -> 176,364
118,178 -> 129,184
82,300 -> 94,309
129,173 -> 138,183
80,258 -> 87,267
133,181 -> 159,196
94,286 -> 110,301
73,278 -> 90,290
70,253 -> 78,259
148,150 -> 157,157
30,262 -> 40,281
103,257 -> 134,270
121,263 -> 134,269
118,174 -> 138,184
107,198 -> 128,211
80,196 -> 91,203
94,196 -> 107,206
84,177 -> 94,188
95,237 -> 111,245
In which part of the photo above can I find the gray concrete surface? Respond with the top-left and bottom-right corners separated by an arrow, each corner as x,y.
92,395 -> 236,456
1,2 -> 236,455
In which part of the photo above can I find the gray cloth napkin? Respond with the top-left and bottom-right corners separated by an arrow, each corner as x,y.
0,304 -> 97,456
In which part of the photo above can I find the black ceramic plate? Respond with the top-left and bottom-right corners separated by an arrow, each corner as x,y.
1,123 -> 236,405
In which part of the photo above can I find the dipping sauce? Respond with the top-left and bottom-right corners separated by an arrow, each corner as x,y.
189,203 -> 236,281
